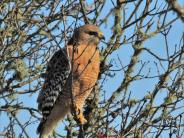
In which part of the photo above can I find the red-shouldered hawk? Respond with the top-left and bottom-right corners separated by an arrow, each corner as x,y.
37,24 -> 105,138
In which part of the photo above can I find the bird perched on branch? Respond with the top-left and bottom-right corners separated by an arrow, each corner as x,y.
37,24 -> 105,138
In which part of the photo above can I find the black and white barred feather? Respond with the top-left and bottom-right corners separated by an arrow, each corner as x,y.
37,48 -> 70,134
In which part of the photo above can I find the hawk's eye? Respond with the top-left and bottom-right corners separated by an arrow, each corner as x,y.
88,31 -> 98,36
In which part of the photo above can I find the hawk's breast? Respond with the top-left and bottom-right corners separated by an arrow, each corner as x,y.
67,44 -> 100,99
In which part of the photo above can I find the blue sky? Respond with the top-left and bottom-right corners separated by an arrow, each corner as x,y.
0,0 -> 184,138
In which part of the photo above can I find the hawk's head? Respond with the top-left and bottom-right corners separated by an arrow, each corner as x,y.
68,24 -> 105,45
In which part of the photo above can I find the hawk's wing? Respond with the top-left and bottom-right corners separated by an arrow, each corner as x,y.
37,48 -> 70,131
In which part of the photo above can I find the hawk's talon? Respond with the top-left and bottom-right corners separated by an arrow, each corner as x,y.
73,103 -> 87,125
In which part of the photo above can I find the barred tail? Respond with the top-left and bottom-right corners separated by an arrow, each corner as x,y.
37,120 -> 44,136
37,101 -> 70,138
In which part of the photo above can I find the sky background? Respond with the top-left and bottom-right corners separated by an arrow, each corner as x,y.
0,0 -> 184,138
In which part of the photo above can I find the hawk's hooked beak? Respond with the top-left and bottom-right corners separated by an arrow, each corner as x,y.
98,31 -> 105,40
